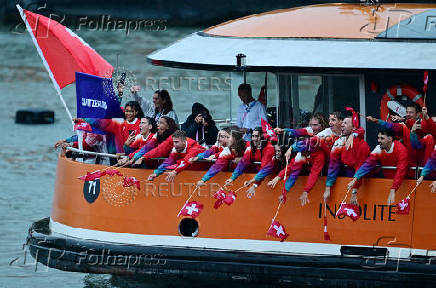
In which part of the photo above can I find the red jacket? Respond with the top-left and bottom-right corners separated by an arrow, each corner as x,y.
422,118 -> 436,138
278,149 -> 325,193
147,137 -> 206,175
354,140 -> 409,190
325,135 -> 370,187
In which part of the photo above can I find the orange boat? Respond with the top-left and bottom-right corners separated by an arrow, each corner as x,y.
26,2 -> 436,287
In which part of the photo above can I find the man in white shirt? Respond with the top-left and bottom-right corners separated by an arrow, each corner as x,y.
236,83 -> 267,141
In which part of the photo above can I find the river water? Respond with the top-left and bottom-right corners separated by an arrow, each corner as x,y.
0,24 -> 262,287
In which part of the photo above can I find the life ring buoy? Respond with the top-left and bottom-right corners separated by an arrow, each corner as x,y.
380,84 -> 424,121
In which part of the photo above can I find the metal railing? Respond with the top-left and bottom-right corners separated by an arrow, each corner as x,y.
65,147 -> 426,179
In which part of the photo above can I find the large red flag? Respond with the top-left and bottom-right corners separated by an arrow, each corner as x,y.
78,170 -> 106,181
17,5 -> 113,92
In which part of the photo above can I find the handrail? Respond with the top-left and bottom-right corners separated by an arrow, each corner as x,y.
66,147 -> 128,159
65,147 -> 425,174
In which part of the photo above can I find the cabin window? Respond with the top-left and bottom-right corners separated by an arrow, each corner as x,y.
276,74 -> 361,128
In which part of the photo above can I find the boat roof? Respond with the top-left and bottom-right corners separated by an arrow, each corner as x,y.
147,3 -> 436,71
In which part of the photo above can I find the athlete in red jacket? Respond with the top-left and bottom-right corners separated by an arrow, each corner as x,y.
324,116 -> 370,205
224,128 -> 276,198
348,128 -> 409,205
270,113 -> 332,206
146,130 -> 205,182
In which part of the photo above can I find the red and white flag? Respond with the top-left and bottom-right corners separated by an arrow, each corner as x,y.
267,220 -> 289,242
105,169 -> 123,177
213,189 -> 227,200
213,189 -> 226,209
17,5 -> 113,92
345,107 -> 359,129
261,118 -> 278,142
336,204 -> 360,221
74,121 -> 92,132
78,170 -> 106,181
123,176 -> 141,190
223,191 -> 237,206
396,197 -> 410,215
179,201 -> 203,218
323,216 -> 331,240
423,71 -> 429,93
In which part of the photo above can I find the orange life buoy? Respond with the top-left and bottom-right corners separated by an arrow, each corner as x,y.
380,84 -> 424,121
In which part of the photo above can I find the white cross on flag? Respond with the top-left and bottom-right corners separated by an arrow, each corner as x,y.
267,220 -> 289,242
336,203 -> 360,221
179,201 -> 204,218
261,118 -> 278,142
74,121 -> 92,132
396,197 -> 410,215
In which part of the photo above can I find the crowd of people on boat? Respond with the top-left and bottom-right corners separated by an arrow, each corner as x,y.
55,82 -> 436,206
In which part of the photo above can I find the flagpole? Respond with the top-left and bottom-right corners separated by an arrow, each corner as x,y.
17,4 -> 74,127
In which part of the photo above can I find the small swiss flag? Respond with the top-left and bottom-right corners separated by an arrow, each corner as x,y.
78,170 -> 106,181
179,201 -> 203,218
423,71 -> 429,93
323,216 -> 331,240
223,191 -> 237,206
74,121 -> 92,132
213,189 -> 226,200
123,176 -> 141,190
261,118 -> 278,142
396,198 -> 410,215
336,204 -> 360,221
105,169 -> 123,177
213,189 -> 226,209
267,220 -> 289,242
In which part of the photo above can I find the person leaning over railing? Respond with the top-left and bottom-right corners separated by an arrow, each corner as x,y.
347,128 -> 409,205
119,116 -> 178,167
74,101 -> 144,155
116,116 -> 157,167
417,146 -> 436,192
54,132 -> 104,159
224,128 -> 276,198
190,128 -> 231,162
146,130 -> 205,182
323,113 -> 370,205
195,128 -> 246,187
367,113 -> 419,177
122,117 -> 157,154
270,112 -> 332,206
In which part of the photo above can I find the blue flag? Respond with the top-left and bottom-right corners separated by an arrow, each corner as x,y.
76,72 -> 124,119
